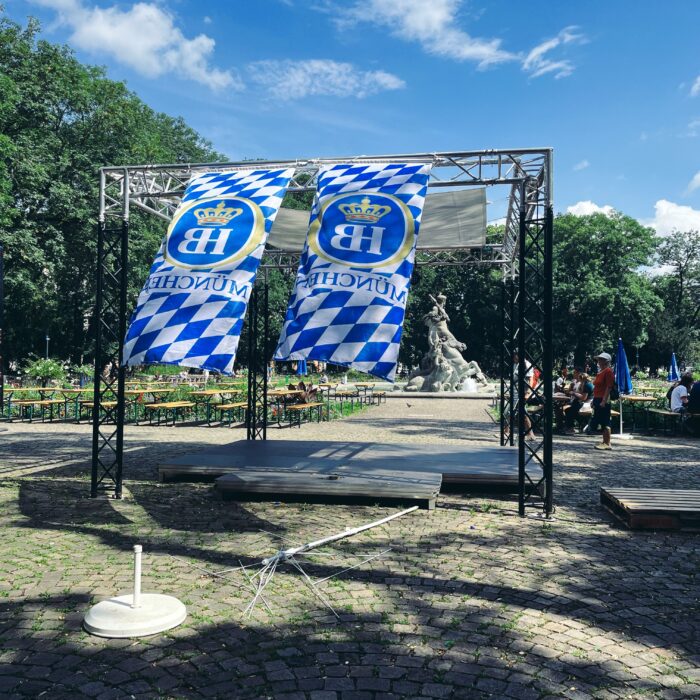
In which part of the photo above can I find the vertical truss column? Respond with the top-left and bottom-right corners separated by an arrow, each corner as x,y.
0,244 -> 4,418
517,178 -> 553,516
500,273 -> 516,446
246,280 -> 269,440
91,170 -> 128,498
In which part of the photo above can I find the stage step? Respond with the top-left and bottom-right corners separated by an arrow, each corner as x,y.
215,469 -> 440,510
600,487 -> 700,531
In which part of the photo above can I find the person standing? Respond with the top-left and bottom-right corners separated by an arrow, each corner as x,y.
588,352 -> 615,450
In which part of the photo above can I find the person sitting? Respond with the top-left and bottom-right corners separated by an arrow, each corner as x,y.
564,370 -> 593,434
688,379 -> 700,413
554,365 -> 569,393
670,374 -> 693,414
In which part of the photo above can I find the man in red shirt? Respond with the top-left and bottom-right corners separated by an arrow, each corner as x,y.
587,352 -> 615,450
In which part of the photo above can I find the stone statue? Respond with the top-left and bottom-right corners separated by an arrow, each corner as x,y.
405,293 -> 488,393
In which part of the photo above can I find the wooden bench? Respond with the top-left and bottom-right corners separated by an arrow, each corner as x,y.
373,391 -> 387,405
284,401 -> 325,428
12,399 -> 64,422
78,400 -> 118,421
334,390 -> 359,408
216,401 -> 248,426
144,401 -> 195,426
648,408 -> 684,435
562,404 -> 620,432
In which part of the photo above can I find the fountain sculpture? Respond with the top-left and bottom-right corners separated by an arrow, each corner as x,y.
404,293 -> 488,393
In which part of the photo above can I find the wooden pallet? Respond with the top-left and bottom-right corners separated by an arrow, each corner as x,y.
600,487 -> 700,531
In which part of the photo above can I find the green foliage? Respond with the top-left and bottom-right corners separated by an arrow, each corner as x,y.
552,212 -> 660,365
2,14 -> 698,382
401,257 -> 501,374
23,357 -> 66,384
0,13 -> 223,365
644,229 -> 700,369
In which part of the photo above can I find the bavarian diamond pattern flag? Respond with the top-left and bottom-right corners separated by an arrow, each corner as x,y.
123,168 -> 294,374
274,162 -> 432,382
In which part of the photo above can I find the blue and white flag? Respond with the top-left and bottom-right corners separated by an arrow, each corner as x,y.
274,162 -> 432,382
123,168 -> 294,375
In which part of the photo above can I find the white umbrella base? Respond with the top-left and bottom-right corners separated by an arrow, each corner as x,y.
83,593 -> 186,638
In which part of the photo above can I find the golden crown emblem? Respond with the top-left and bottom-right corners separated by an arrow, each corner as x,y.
194,201 -> 242,226
338,197 -> 391,223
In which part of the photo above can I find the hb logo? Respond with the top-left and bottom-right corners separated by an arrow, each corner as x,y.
309,193 -> 415,268
165,197 -> 265,270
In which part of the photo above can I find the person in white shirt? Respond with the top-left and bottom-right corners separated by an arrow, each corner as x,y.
671,374 -> 693,413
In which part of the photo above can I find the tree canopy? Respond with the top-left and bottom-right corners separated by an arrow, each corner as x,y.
1,13 -> 698,376
0,14 -> 222,365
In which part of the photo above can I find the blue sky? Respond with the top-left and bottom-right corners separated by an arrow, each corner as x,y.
7,0 -> 700,232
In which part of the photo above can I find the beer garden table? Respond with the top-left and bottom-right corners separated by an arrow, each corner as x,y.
124,387 -> 177,422
190,388 -> 243,424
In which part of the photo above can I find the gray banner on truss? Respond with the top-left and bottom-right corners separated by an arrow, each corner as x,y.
268,187 -> 487,251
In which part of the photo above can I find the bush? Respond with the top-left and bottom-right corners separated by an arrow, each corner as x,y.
24,358 -> 67,386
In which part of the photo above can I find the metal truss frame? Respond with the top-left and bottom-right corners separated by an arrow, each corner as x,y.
92,149 -> 553,516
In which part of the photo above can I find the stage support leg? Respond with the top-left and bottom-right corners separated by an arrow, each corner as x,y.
246,280 -> 269,441
91,211 -> 128,498
517,180 -> 553,517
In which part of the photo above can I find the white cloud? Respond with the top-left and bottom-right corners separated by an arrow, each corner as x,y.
691,75 -> 700,97
566,200 -> 614,217
248,59 -> 405,100
646,199 -> 700,236
573,159 -> 590,171
339,0 -> 516,67
32,0 -> 239,90
686,171 -> 700,195
336,2 -> 584,79
522,26 -> 586,79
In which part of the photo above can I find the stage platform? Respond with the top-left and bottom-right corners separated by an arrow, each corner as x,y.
159,440 -> 519,509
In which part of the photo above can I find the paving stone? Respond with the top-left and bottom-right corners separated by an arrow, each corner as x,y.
0,403 -> 698,699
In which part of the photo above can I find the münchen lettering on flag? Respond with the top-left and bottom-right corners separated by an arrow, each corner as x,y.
274,162 -> 432,381
123,168 -> 294,375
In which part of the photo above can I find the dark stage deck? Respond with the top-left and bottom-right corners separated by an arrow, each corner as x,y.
159,440 -> 519,509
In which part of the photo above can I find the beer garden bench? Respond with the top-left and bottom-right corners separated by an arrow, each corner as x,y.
11,399 -> 64,422
284,401 -> 326,428
143,401 -> 195,426
216,401 -> 248,426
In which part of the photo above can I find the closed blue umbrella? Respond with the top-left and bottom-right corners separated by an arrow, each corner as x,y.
615,338 -> 633,396
615,338 -> 634,438
296,359 -> 307,376
668,353 -> 680,382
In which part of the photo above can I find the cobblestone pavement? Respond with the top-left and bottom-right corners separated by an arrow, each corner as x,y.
1,399 -> 699,699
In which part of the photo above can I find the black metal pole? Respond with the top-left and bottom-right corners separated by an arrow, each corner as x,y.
517,183 -> 527,517
499,280 -> 506,446
543,205 -> 554,516
91,221 -> 105,498
246,287 -> 257,440
508,274 -> 515,447
261,277 -> 269,440
114,219 -> 129,499
0,244 -> 4,415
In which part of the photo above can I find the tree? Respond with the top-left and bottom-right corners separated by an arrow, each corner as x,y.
400,252 -> 502,375
551,212 -> 660,367
643,229 -> 700,369
0,13 -> 223,366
